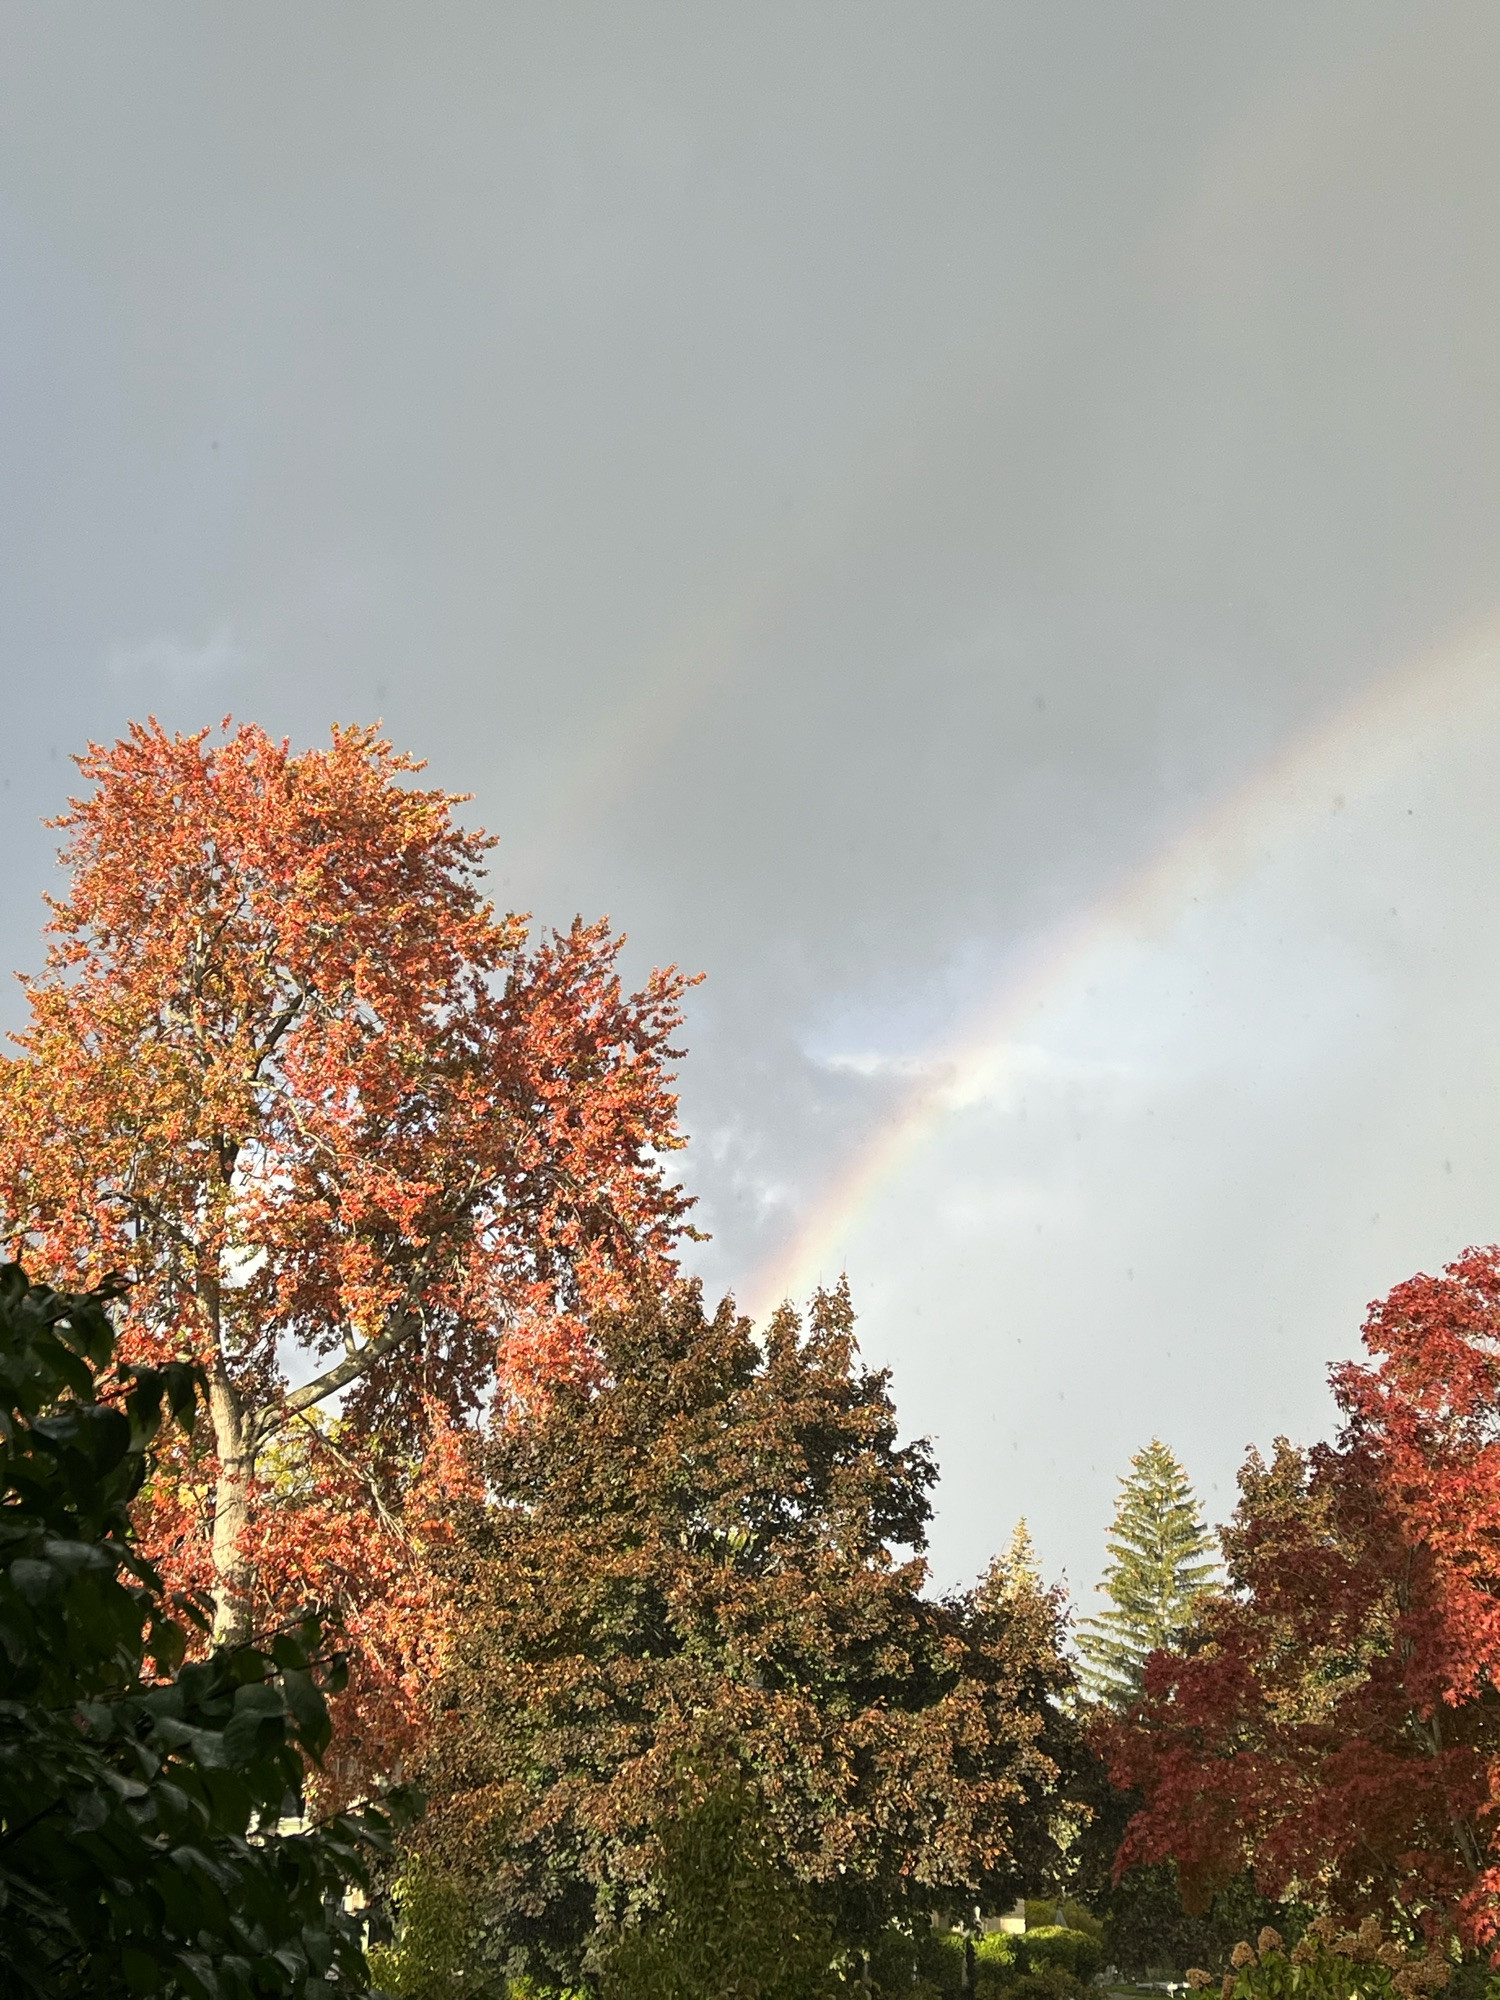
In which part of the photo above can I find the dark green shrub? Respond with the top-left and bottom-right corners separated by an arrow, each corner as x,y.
1102,1861 -> 1305,1980
910,1929 -> 969,1995
1007,1971 -> 1087,2000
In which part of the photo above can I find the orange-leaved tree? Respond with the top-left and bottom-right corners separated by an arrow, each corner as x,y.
1100,1246 -> 1500,1953
0,721 -> 695,1684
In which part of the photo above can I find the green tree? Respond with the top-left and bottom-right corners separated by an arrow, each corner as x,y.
0,1259 -> 412,1998
411,1281 -> 1079,1990
1076,1440 -> 1219,1708
598,1772 -> 837,2000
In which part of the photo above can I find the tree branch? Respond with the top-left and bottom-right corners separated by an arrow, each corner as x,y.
291,1409 -> 413,1547
256,1304 -> 420,1442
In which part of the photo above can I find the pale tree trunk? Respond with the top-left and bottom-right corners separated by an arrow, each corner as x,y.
201,1298 -> 421,1649
207,1361 -> 258,1650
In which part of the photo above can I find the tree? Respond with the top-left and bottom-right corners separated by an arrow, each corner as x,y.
1076,1441 -> 1219,1707
0,1256 -> 410,1997
598,1772 -> 837,2000
0,722 -> 693,1707
1098,1247 -> 1500,1953
411,1281 -> 1080,1990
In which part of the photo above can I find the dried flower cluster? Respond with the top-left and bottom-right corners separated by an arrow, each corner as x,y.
1187,1912 -> 1450,2000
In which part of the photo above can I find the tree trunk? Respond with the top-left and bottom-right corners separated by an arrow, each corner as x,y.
207,1362 -> 257,1649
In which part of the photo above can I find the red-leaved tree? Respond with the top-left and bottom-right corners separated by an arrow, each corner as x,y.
1100,1247 -> 1500,1952
0,721 -> 694,1767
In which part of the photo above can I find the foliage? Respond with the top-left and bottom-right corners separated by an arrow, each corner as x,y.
366,1853 -> 485,2000
1076,1440 -> 1219,1707
0,1258 -> 412,1998
1184,1914 -> 1450,2000
1011,1926 -> 1104,1983
1099,1862 -> 1306,1982
1100,1246 -> 1500,1952
413,1280 -> 1082,1988
912,1928 -> 1098,2000
1064,1744 -> 1304,1978
0,719 -> 695,1771
1021,1899 -> 1101,1939
597,1773 -> 837,2000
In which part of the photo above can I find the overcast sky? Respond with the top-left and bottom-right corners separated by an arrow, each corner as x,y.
3,3 -> 1500,1601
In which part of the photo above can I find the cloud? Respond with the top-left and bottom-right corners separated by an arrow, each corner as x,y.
818,1049 -> 947,1081
817,1039 -> 1133,1110
106,627 -> 235,686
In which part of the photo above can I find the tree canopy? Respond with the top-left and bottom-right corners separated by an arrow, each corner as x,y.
0,719 -> 695,1771
1077,1439 -> 1219,1708
410,1281 -> 1080,1989
1100,1247 -> 1500,1951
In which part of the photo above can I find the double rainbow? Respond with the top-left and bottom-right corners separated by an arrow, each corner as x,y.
746,613 -> 1500,1320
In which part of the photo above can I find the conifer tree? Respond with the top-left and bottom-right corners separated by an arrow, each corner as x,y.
996,1518 -> 1042,1601
1077,1440 -> 1218,1706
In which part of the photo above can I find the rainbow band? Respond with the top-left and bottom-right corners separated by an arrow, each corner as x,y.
746,613 -> 1500,1320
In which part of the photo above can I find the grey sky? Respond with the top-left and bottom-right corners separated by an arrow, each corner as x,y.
3,3 -> 1500,1598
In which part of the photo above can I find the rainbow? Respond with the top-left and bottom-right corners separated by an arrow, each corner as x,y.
744,611 -> 1500,1321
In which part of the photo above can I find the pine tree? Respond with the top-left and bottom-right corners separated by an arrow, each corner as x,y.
1077,1440 -> 1219,1706
996,1518 -> 1042,1601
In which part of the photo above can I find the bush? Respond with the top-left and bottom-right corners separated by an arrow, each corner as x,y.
1024,1900 -> 1103,1941
997,1973 -> 1087,2000
368,1854 -> 488,1999
1018,1925 -> 1105,1984
1103,1861 -> 1304,1981
975,1932 -> 1019,1976
923,1926 -> 1095,2000
929,1932 -> 968,1992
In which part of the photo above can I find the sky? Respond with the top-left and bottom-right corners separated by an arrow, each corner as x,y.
2,2 -> 1500,1603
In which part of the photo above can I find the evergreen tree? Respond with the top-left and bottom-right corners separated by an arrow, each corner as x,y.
1077,1440 -> 1219,1706
996,1518 -> 1042,1601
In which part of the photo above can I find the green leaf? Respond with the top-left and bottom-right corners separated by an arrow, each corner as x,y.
279,1668 -> 328,1745
8,1556 -> 55,1603
121,1945 -> 163,1992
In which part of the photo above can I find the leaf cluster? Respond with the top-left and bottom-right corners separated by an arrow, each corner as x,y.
0,1260 -> 416,1997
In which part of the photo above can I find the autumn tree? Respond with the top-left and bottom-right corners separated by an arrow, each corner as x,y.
0,721 -> 694,1705
411,1281 -> 1081,1991
1099,1247 -> 1500,1954
1077,1439 -> 1219,1707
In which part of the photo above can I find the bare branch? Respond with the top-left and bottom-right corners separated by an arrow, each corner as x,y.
290,1409 -> 413,1547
